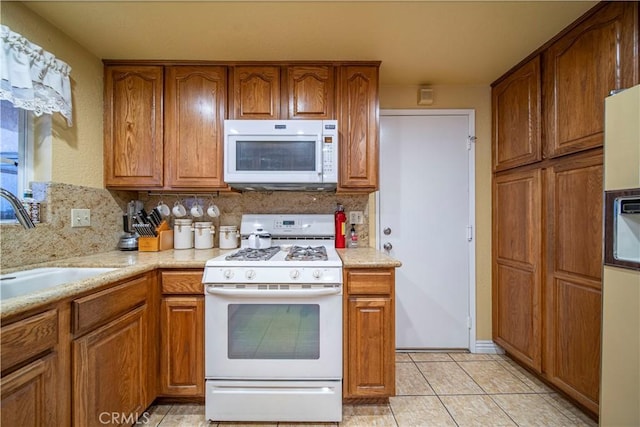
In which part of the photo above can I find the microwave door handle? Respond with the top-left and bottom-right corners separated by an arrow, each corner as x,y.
317,135 -> 323,180
205,286 -> 341,298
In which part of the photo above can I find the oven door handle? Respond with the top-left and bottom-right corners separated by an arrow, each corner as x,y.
205,286 -> 341,298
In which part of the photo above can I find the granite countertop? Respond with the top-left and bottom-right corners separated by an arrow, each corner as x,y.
337,247 -> 402,268
1,247 -> 400,321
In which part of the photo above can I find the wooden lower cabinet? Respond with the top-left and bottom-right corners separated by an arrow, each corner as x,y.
343,268 -> 395,399
544,151 -> 603,414
73,305 -> 149,427
1,350 -> 58,426
159,270 -> 205,398
491,150 -> 603,417
0,308 -> 61,426
72,273 -> 154,427
492,169 -> 543,372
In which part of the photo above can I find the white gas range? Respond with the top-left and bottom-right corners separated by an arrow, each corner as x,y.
202,214 -> 343,423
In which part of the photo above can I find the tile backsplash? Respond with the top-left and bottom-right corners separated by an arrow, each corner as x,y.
0,182 -> 370,270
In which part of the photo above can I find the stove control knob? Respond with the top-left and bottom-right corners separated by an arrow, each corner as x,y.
246,269 -> 256,280
312,270 -> 322,279
223,269 -> 234,279
290,269 -> 300,280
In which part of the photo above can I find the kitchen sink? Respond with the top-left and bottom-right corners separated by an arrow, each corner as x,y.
0,267 -> 118,301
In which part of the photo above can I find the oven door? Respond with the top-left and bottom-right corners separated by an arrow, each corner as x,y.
205,284 -> 342,380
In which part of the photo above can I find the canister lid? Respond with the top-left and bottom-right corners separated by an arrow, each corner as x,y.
219,225 -> 237,231
174,219 -> 193,225
194,222 -> 213,228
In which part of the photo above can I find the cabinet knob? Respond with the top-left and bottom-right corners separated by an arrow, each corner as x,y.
383,242 -> 393,251
383,227 -> 392,235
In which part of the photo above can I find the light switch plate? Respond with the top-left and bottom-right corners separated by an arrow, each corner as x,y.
349,211 -> 364,225
71,208 -> 91,227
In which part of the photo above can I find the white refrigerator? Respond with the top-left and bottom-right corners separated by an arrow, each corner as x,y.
600,84 -> 640,426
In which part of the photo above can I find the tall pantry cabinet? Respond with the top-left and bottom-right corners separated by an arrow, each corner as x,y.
491,1 -> 639,417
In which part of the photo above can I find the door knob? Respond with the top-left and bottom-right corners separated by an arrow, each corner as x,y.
383,227 -> 392,235
383,242 -> 393,251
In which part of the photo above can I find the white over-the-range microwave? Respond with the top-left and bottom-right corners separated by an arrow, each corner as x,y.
224,120 -> 338,191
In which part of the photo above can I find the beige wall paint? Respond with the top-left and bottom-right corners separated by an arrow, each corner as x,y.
1,2 -> 104,188
379,84 -> 492,341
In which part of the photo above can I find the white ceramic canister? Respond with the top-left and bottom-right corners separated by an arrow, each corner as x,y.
173,218 -> 194,249
194,222 -> 215,249
219,225 -> 239,249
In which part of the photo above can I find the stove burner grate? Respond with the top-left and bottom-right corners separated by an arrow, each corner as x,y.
286,245 -> 328,261
225,246 -> 281,261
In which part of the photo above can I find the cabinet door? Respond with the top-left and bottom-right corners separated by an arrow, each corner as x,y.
73,305 -> 148,427
338,66 -> 379,191
346,296 -> 394,398
165,66 -> 227,189
545,151 -> 603,414
286,65 -> 334,119
492,169 -> 543,372
104,66 -> 164,188
1,354 -> 57,427
231,66 -> 281,119
492,57 -> 542,171
543,2 -> 638,158
160,297 -> 204,397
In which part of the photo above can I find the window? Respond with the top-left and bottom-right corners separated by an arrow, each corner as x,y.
0,100 -> 34,221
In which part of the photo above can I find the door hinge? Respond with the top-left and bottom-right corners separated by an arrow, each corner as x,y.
467,136 -> 477,150
467,225 -> 473,241
467,316 -> 472,329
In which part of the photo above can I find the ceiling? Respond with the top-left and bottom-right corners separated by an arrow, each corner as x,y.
21,0 -> 597,86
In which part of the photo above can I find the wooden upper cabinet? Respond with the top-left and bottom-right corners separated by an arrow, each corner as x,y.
165,66 -> 227,189
231,66 -> 281,119
338,65 -> 380,191
543,2 -> 639,158
492,56 -> 542,172
104,66 -> 164,188
286,66 -> 335,119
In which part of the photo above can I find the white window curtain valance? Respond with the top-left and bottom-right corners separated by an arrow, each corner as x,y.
0,25 -> 72,126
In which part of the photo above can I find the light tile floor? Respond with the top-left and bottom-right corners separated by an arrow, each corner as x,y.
141,352 -> 598,426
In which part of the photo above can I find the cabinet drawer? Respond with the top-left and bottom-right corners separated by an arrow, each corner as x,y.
73,275 -> 148,336
1,309 -> 58,371
346,269 -> 393,295
161,271 -> 203,294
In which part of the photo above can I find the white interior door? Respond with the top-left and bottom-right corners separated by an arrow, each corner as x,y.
378,110 -> 475,350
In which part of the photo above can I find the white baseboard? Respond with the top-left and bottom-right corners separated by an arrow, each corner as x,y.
474,341 -> 505,354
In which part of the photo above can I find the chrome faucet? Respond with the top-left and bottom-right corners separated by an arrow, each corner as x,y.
0,187 -> 35,229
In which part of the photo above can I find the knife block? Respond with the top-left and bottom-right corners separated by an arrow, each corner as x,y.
138,220 -> 174,252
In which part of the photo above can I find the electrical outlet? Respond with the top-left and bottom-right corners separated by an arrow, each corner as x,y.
71,208 -> 91,227
349,211 -> 364,225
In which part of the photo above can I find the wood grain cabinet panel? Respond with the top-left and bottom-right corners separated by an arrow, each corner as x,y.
543,2 -> 638,158
73,305 -> 149,427
1,309 -> 58,371
286,65 -> 334,119
104,65 -> 164,188
492,169 -> 542,372
545,152 -> 603,414
159,297 -> 204,397
343,268 -> 395,399
231,66 -> 281,119
165,66 -> 227,189
492,56 -> 542,171
338,66 -> 379,191
1,354 -> 58,427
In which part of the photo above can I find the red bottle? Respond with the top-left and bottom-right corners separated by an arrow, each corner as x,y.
335,204 -> 347,248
